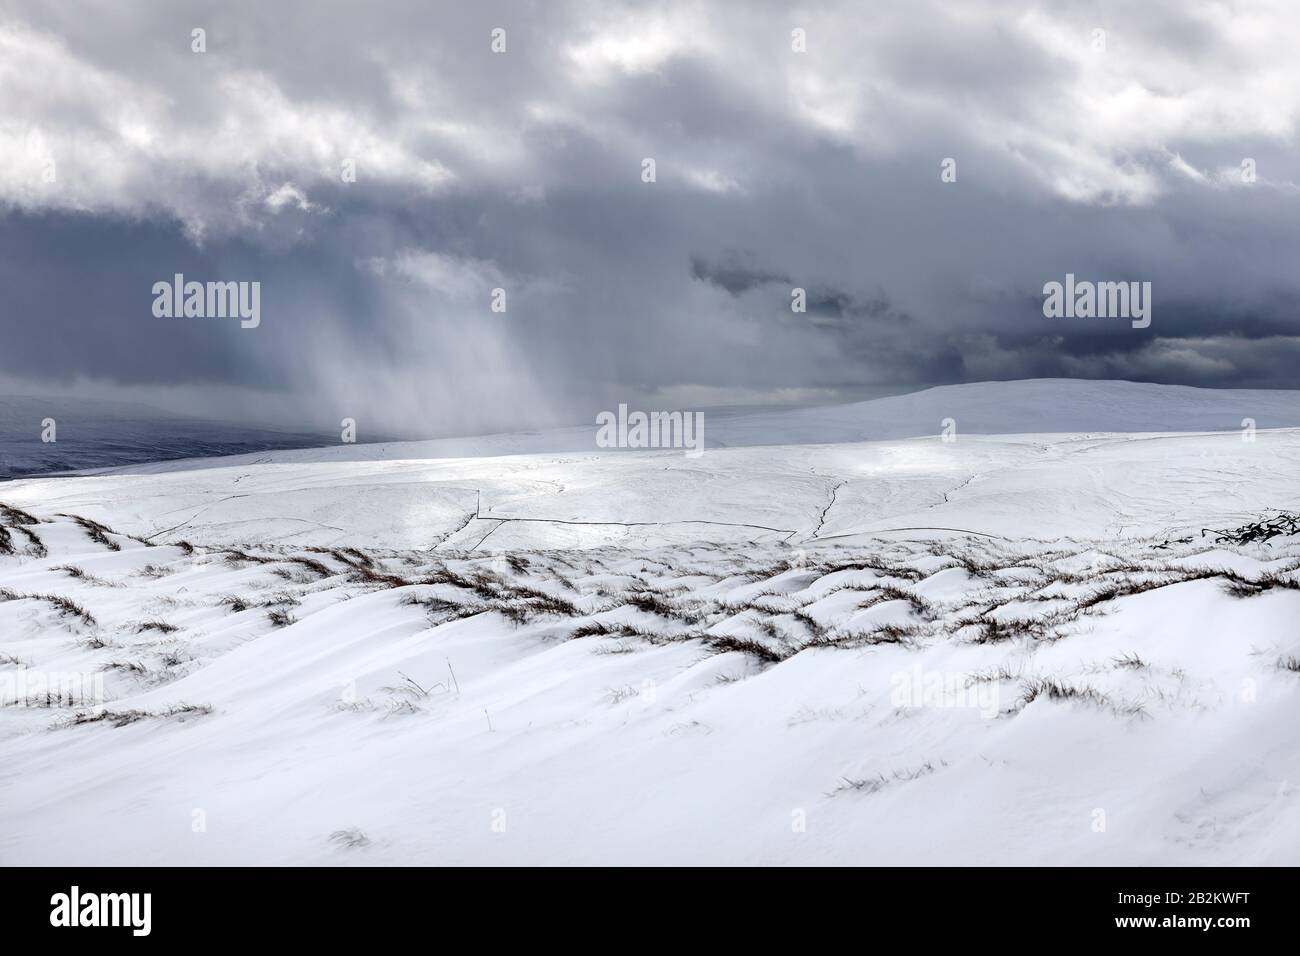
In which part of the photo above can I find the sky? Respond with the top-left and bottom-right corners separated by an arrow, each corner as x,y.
2,0 -> 1300,437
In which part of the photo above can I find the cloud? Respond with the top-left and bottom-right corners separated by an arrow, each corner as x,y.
3,0 -> 1300,435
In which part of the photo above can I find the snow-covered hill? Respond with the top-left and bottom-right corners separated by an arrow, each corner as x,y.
1,380 -> 1298,865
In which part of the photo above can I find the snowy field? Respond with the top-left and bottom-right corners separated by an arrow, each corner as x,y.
1,380 -> 1299,865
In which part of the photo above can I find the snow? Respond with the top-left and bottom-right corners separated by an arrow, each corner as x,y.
1,379 -> 1298,864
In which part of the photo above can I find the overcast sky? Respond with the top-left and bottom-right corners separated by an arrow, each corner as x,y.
2,0 -> 1300,435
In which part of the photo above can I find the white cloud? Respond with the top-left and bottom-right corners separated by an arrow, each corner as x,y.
685,168 -> 741,194
565,9 -> 709,80
5,0 -> 1300,234
0,19 -> 450,235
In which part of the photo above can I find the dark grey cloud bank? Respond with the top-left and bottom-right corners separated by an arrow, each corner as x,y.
3,0 -> 1300,437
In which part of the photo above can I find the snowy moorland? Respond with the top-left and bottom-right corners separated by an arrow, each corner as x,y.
1,380 -> 1299,865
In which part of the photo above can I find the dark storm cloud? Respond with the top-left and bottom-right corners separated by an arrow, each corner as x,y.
3,0 -> 1300,435
690,254 -> 909,327
690,255 -> 789,295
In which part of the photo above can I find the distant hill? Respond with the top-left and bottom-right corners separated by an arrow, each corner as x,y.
0,395 -> 336,478
5,379 -> 1300,478
706,378 -> 1300,446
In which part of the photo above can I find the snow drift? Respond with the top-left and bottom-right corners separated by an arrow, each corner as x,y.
2,380 -> 1298,865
